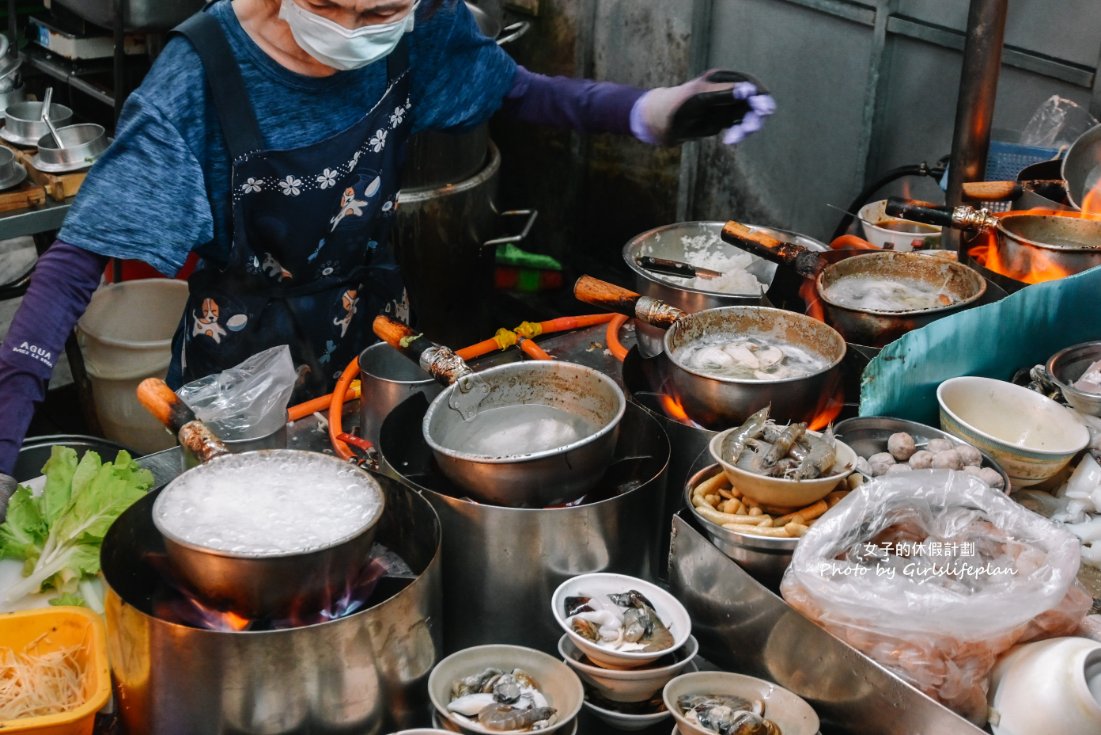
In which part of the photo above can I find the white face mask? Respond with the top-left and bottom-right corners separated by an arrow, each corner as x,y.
279,0 -> 418,71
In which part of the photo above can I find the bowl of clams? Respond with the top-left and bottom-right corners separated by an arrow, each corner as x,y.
663,671 -> 819,735
833,415 -> 1009,491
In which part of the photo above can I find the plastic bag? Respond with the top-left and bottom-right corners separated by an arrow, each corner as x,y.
1019,95 -> 1099,150
176,345 -> 296,439
780,470 -> 1091,724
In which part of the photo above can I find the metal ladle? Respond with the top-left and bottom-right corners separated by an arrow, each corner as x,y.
39,88 -> 64,149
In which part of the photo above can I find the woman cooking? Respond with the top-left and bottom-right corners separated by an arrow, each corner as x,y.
0,0 -> 775,503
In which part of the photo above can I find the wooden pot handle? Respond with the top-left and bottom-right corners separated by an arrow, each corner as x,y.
136,377 -> 228,463
372,314 -> 470,386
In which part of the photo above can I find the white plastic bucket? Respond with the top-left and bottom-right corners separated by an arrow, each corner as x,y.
77,279 -> 189,454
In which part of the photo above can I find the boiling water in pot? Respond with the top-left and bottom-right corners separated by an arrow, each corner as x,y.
439,404 -> 598,457
824,276 -> 956,312
673,334 -> 829,381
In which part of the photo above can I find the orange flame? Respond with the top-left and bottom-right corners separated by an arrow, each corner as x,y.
1083,173 -> 1101,215
966,217 -> 1076,284
808,387 -> 844,431
799,277 -> 826,323
658,392 -> 694,425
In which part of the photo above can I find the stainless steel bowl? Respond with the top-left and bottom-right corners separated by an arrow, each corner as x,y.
663,306 -> 847,428
0,144 -> 25,189
622,222 -> 818,357
34,122 -> 109,170
684,464 -> 798,589
3,100 -> 73,145
1047,340 -> 1101,417
833,415 -> 1011,490
423,360 -> 626,507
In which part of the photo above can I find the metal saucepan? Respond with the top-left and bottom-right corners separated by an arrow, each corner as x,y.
1063,122 -> 1101,211
621,221 -> 821,357
573,276 -> 846,427
3,100 -> 73,146
886,197 -> 1101,277
720,222 -> 987,348
372,315 -> 626,507
136,379 -> 386,618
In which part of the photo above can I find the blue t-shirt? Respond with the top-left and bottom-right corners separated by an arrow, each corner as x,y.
58,0 -> 517,276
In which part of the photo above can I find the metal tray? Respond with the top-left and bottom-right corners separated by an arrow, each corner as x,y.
52,0 -> 206,32
667,511 -> 988,735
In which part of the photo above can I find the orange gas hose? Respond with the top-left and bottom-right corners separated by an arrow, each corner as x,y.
518,338 -> 552,360
830,234 -> 878,251
515,313 -> 615,338
288,382 -> 360,423
328,355 -> 361,460
606,314 -> 629,361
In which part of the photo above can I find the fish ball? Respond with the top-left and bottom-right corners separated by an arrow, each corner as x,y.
962,465 -> 983,477
887,432 -> 917,461
908,450 -> 935,469
978,467 -> 1006,489
885,463 -> 913,474
868,452 -> 895,477
927,438 -> 955,454
931,449 -> 963,470
956,444 -> 982,467
855,456 -> 872,476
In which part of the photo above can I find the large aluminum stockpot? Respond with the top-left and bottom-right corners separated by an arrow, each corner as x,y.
151,449 -> 386,618
379,396 -> 670,654
622,221 -> 821,356
104,473 -> 442,735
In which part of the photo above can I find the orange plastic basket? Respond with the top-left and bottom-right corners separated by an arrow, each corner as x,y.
0,606 -> 111,735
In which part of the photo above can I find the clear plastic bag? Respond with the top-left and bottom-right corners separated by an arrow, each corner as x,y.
780,470 -> 1091,724
1020,95 -> 1099,150
176,345 -> 296,439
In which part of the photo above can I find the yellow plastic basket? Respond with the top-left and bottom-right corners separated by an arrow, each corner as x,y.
0,606 -> 111,735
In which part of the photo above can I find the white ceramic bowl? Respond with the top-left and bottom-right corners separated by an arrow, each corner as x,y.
559,634 -> 699,703
988,636 -> 1101,735
551,573 -> 692,669
937,376 -> 1089,488
390,730 -> 456,734
708,428 -> 856,509
581,695 -> 671,731
427,644 -> 583,735
858,199 -> 943,251
663,671 -> 819,735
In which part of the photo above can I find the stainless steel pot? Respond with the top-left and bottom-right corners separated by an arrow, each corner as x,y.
373,315 -> 626,507
358,341 -> 443,447
574,276 -> 846,427
103,473 -> 442,735
1063,123 -> 1101,211
53,0 -> 206,31
1014,159 -> 1070,211
886,198 -> 1101,277
621,221 -> 793,357
815,251 -> 987,348
3,100 -> 73,146
400,2 -> 529,189
152,450 -> 386,618
663,306 -> 846,427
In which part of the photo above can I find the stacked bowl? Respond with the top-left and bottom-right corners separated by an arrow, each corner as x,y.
551,573 -> 695,730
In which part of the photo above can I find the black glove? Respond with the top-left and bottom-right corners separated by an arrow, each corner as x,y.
631,69 -> 776,146
0,473 -> 16,523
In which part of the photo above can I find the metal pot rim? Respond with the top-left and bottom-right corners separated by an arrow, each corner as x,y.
815,251 -> 987,317
421,361 -> 626,463
151,449 -> 385,560
662,305 -> 847,385
996,211 -> 1101,253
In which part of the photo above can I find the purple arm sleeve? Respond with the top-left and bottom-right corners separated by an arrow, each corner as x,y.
500,65 -> 646,135
0,241 -> 108,474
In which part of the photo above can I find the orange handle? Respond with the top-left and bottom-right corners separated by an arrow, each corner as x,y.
137,377 -> 196,434
572,275 -> 644,315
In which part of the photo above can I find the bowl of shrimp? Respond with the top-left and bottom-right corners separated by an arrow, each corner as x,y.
663,671 -> 819,735
708,408 -> 857,510
551,572 -> 692,670
427,644 -> 583,735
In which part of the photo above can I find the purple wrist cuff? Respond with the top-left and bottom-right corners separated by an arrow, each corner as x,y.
0,240 -> 107,474
502,66 -> 646,135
